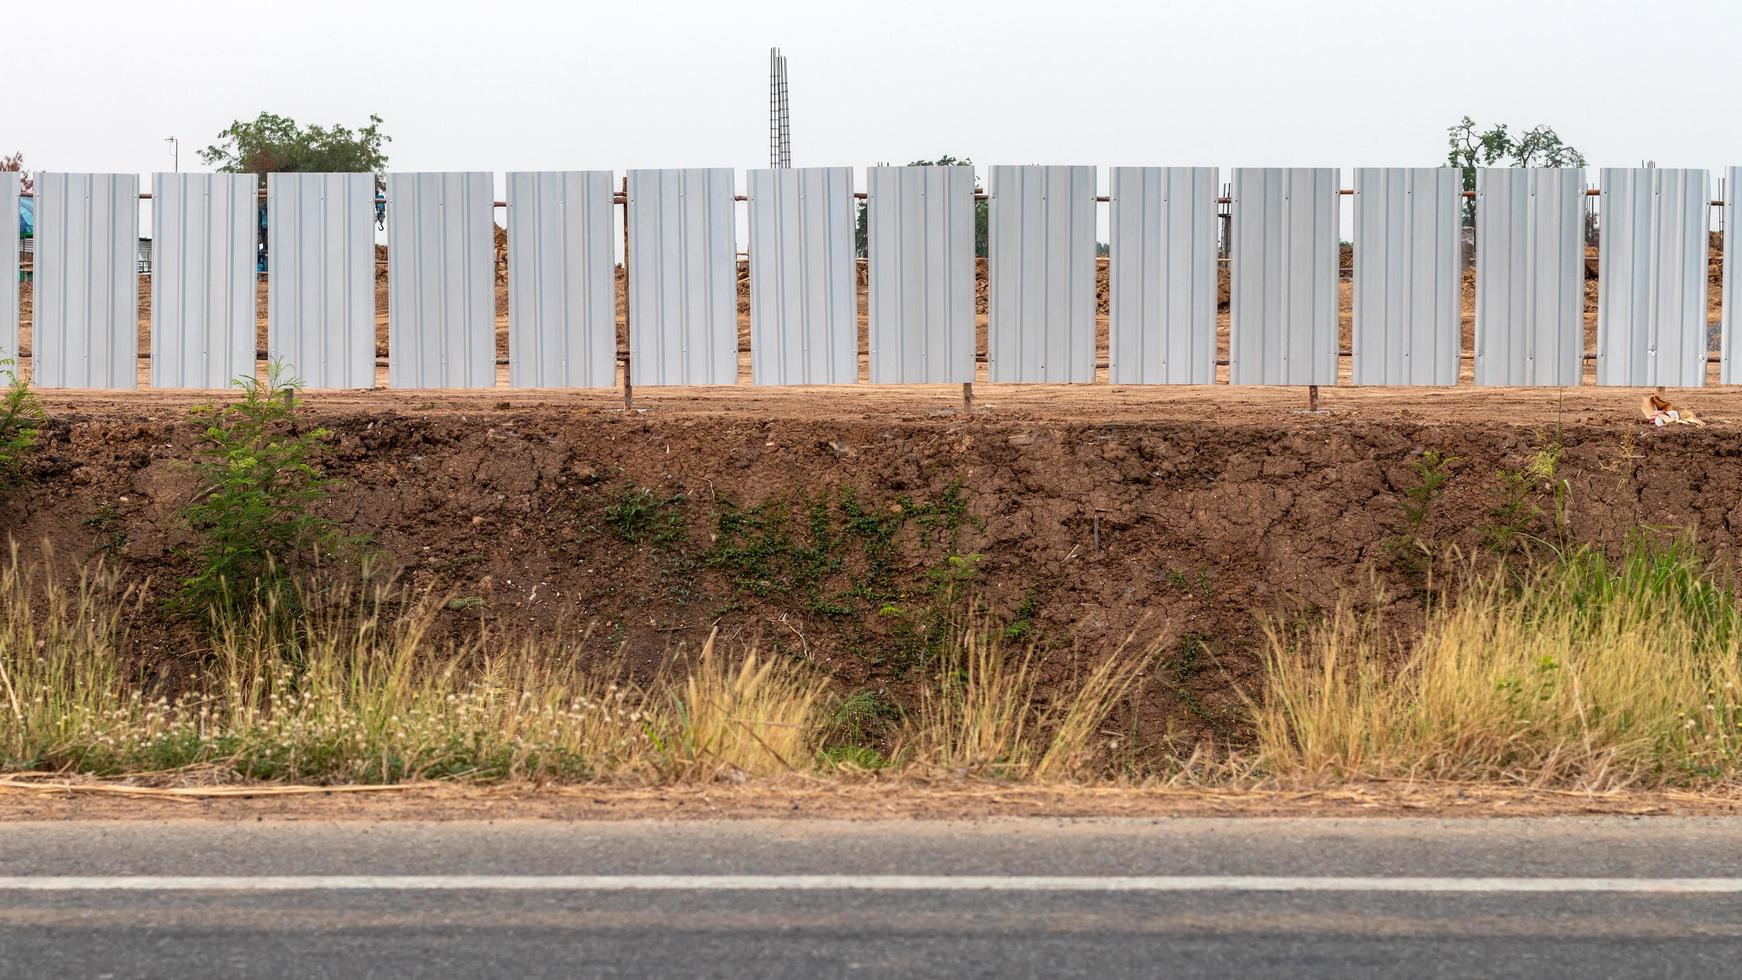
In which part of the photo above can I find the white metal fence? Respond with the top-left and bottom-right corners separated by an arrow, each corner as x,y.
6,164 -> 1740,392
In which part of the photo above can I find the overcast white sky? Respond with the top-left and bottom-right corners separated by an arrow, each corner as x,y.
11,0 -> 1741,182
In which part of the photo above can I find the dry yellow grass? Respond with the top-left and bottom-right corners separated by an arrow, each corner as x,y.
898,622 -> 1161,780
1251,540 -> 1742,789
0,552 -> 1160,785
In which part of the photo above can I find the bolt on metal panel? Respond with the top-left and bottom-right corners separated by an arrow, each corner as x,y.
506,171 -> 617,388
1351,167 -> 1461,386
386,172 -> 497,389
866,165 -> 975,383
627,168 -> 738,387
1475,168 -> 1585,387
746,166 -> 857,385
150,173 -> 258,389
1107,167 -> 1218,384
1725,168 -> 1742,385
0,172 -> 16,366
1597,168 -> 1709,387
1229,168 -> 1339,385
32,173 -> 139,389
988,165 -> 1096,383
267,173 -> 377,389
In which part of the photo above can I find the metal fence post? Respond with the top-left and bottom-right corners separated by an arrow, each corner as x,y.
620,175 -> 635,411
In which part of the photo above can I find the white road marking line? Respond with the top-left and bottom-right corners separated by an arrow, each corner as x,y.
0,876 -> 1739,893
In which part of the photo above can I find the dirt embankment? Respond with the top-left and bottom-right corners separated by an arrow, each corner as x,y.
5,397 -> 1741,744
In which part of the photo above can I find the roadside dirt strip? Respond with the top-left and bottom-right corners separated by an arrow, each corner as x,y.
2,779 -> 1740,822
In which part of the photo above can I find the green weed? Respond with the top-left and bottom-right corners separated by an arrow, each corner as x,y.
0,360 -> 45,489
1386,449 -> 1459,582
83,504 -> 128,563
175,364 -> 354,630
604,486 -> 687,546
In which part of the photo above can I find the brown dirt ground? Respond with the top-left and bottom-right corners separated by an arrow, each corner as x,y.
3,777 -> 1741,822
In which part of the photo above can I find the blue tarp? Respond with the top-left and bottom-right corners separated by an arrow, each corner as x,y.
18,197 -> 31,237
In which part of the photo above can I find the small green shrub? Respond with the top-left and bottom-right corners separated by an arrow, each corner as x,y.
176,365 -> 349,628
1483,438 -> 1565,557
1386,449 -> 1458,581
0,360 -> 45,487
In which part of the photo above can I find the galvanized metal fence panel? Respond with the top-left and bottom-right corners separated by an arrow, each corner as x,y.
1597,167 -> 1709,387
0,172 -> 16,366
1351,167 -> 1461,385
32,173 -> 139,389
506,171 -> 617,388
746,166 -> 857,385
1108,167 -> 1218,384
627,168 -> 738,386
867,165 -> 976,383
150,173 -> 257,388
1229,168 -> 1338,385
386,172 -> 496,389
1726,167 -> 1742,384
267,173 -> 377,389
1475,167 -> 1585,386
988,165 -> 1096,382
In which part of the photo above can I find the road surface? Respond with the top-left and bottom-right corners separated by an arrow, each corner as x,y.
3,815 -> 1740,978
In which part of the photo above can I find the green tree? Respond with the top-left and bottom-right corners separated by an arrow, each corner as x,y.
1447,116 -> 1585,225
199,112 -> 391,190
855,155 -> 988,258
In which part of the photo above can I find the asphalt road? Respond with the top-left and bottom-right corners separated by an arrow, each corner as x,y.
4,816 -> 1742,979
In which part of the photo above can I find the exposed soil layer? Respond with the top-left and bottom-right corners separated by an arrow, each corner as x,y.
6,386 -> 1742,746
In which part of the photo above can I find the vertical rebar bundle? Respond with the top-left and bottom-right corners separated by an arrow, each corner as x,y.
769,48 -> 791,169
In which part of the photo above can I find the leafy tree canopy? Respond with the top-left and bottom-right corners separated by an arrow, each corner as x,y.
199,112 -> 390,188
1447,116 -> 1585,224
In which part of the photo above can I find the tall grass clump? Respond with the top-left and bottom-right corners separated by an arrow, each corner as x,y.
1252,536 -> 1742,788
0,554 -> 842,783
0,548 -> 146,770
665,636 -> 830,778
898,620 -> 1160,780
0,549 -> 1172,785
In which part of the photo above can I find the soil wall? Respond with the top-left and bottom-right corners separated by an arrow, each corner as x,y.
5,403 -> 1740,741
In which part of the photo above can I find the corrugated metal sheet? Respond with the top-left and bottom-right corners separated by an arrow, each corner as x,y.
266,173 -> 376,389
1596,167 -> 1709,387
1474,167 -> 1585,386
746,166 -> 857,385
150,173 -> 257,388
1229,167 -> 1338,385
0,172 -> 17,366
506,171 -> 617,388
32,173 -> 139,389
987,165 -> 1096,382
1351,167 -> 1461,385
1725,167 -> 1742,384
386,172 -> 496,389
626,168 -> 737,386
1107,166 -> 1218,385
866,165 -> 975,383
